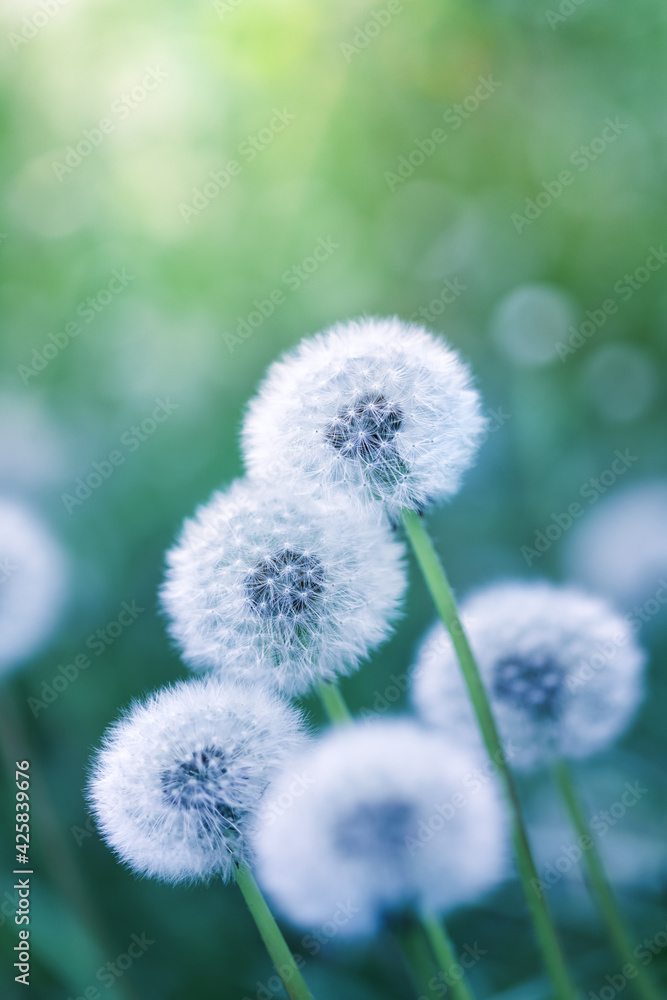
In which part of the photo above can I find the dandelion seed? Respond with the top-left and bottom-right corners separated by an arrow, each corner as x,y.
242,317 -> 486,518
412,580 -> 646,771
160,479 -> 406,695
87,678 -> 308,884
253,719 -> 508,938
0,498 -> 67,676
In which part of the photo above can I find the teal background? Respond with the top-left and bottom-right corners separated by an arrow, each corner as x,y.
1,0 -> 666,997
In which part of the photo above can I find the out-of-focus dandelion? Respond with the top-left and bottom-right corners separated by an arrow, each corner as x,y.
412,579 -> 646,770
562,479 -> 667,616
253,718 -> 508,938
0,497 -> 67,676
412,578 -> 658,1000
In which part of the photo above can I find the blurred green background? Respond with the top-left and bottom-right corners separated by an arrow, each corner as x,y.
1,0 -> 666,996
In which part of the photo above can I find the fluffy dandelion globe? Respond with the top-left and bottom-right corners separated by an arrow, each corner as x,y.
242,317 -> 486,518
161,478 -> 406,695
562,478 -> 667,613
0,498 -> 68,676
412,580 -> 646,771
253,719 -> 508,938
88,678 -> 308,884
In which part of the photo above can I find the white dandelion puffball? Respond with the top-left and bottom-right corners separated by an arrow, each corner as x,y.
242,317 -> 486,518
253,719 -> 508,938
562,479 -> 667,614
88,678 -> 307,884
161,478 -> 406,696
412,580 -> 646,772
0,498 -> 68,675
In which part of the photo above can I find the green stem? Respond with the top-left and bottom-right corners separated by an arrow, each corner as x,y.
392,918 -> 442,1000
553,760 -> 661,1000
317,680 -> 353,725
420,912 -> 476,1000
235,863 -> 314,1000
401,508 -> 576,1000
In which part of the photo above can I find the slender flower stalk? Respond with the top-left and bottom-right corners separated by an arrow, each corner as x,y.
401,508 -> 576,1000
235,863 -> 314,1000
420,911 -> 476,1000
553,760 -> 661,1000
391,917 -> 442,1000
317,680 -> 353,724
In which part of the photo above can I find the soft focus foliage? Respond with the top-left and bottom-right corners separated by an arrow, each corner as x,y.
1,0 -> 666,997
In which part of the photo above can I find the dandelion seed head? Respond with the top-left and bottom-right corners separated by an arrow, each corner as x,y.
253,720 -> 508,937
242,317 -> 486,517
88,678 -> 307,884
412,580 -> 646,771
562,479 -> 667,613
0,498 -> 68,675
161,479 -> 406,695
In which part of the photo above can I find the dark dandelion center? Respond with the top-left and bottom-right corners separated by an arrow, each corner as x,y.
160,746 -> 238,821
326,393 -> 404,464
492,655 -> 563,719
245,548 -> 325,618
335,800 -> 415,859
